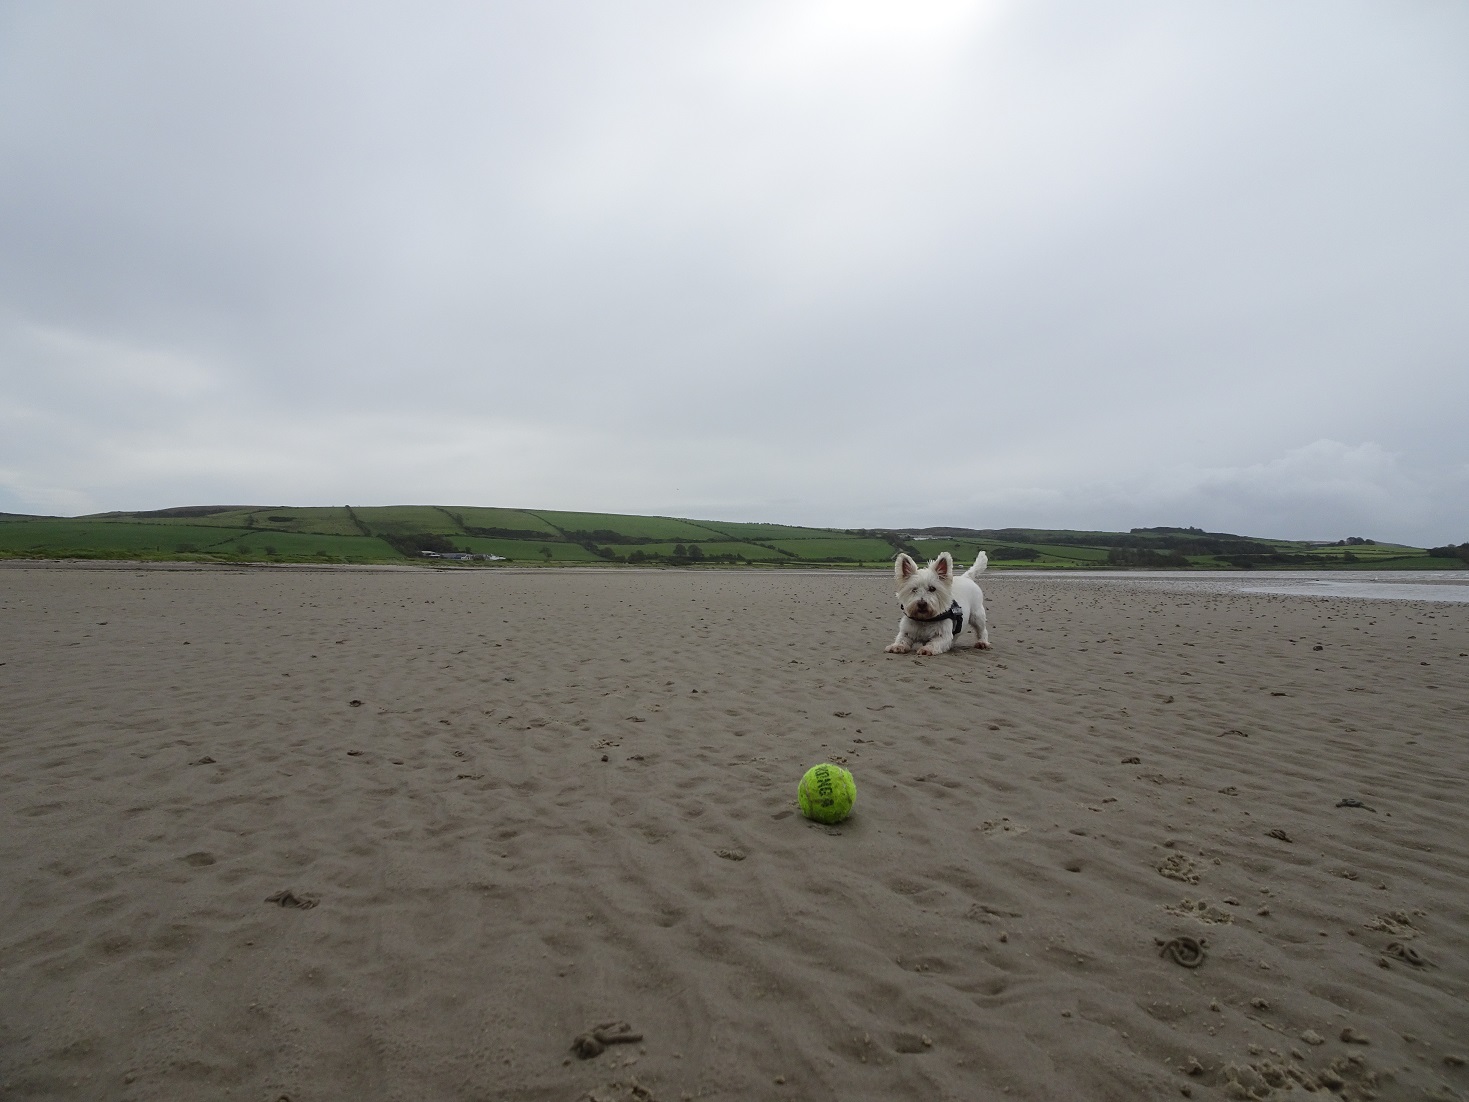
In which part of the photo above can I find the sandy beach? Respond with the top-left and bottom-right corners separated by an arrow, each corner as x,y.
2,561 -> 1467,1102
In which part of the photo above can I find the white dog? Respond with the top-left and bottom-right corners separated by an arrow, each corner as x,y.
885,551 -> 991,656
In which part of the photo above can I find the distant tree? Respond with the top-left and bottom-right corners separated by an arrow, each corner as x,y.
1428,542 -> 1469,564
686,544 -> 704,560
539,545 -> 552,560
673,544 -> 687,558
1107,547 -> 1191,569
378,532 -> 455,558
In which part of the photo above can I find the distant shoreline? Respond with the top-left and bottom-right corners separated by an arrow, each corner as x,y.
3,505 -> 1462,571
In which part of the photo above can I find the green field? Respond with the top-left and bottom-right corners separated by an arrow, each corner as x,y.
696,521 -> 851,540
87,506 -> 369,536
528,510 -> 730,541
450,507 -> 562,536
603,541 -> 794,562
765,537 -> 901,561
918,539 -> 1113,568
345,506 -> 465,536
0,509 -> 1461,570
0,518 -> 398,562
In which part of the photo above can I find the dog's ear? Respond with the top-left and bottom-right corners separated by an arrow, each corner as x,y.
931,552 -> 954,579
895,553 -> 918,579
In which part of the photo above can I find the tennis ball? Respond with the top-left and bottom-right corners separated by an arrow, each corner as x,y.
798,763 -> 856,824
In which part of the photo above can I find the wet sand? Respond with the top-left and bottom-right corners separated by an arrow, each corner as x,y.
2,562 -> 1467,1101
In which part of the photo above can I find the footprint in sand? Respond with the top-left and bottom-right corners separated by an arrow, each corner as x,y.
1165,898 -> 1233,924
1385,942 -> 1429,966
1157,854 -> 1200,884
892,1032 -> 935,1054
264,890 -> 318,909
570,1020 -> 642,1059
1364,911 -> 1419,937
1157,936 -> 1206,967
980,820 -> 1028,837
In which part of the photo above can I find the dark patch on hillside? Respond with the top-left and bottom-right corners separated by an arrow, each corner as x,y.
905,525 -> 1266,555
468,526 -> 574,541
99,506 -> 256,519
378,532 -> 460,557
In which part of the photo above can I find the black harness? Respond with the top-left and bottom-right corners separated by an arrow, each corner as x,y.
914,600 -> 965,636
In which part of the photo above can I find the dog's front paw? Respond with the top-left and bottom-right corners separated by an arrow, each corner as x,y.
885,643 -> 911,654
975,640 -> 991,649
916,645 -> 938,656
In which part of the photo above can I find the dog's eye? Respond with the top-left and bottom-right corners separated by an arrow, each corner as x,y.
927,585 -> 935,592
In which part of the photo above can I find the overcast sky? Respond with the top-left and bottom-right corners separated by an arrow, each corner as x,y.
2,1 -> 1466,544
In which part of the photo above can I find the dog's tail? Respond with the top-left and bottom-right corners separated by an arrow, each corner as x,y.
964,551 -> 988,578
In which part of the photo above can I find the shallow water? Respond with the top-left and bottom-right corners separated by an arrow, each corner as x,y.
1015,569 -> 1469,604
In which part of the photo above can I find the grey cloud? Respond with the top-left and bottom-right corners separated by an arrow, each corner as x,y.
2,1 -> 1466,543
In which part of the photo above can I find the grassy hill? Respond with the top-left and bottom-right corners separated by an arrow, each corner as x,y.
0,509 -> 1462,570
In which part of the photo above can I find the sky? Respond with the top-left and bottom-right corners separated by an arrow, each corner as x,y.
2,1 -> 1466,545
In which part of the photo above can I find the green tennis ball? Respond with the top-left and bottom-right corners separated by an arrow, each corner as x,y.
798,763 -> 856,824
